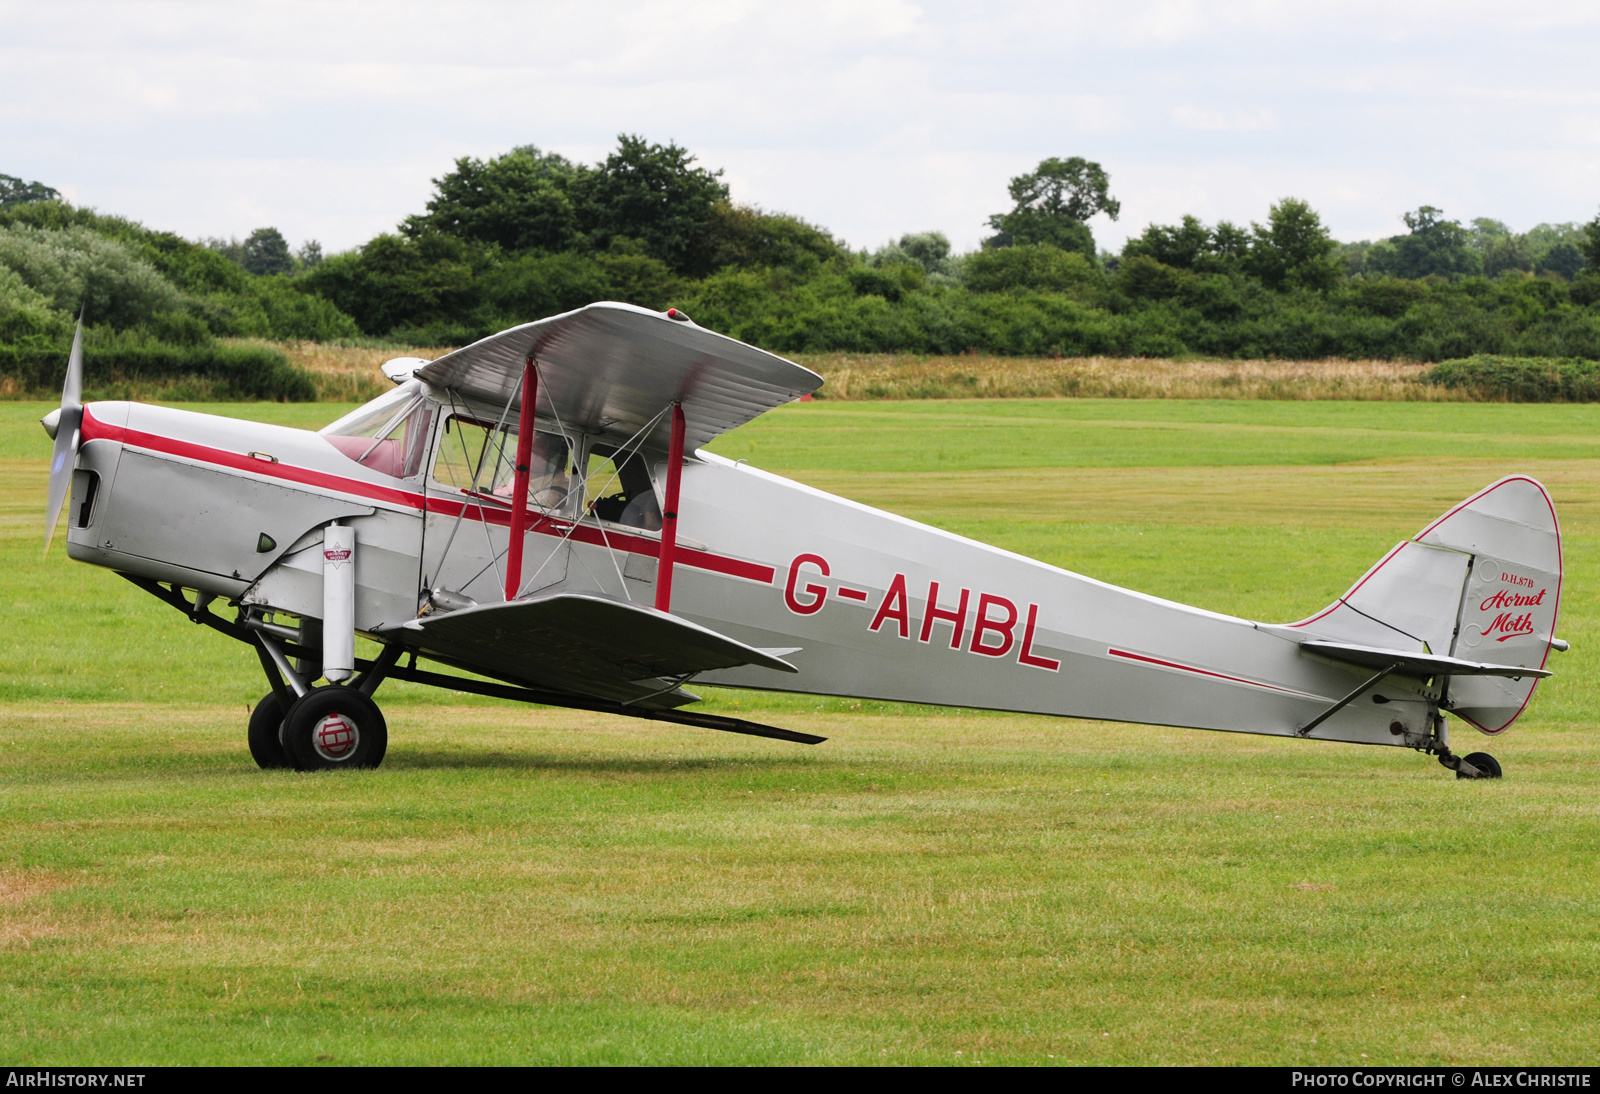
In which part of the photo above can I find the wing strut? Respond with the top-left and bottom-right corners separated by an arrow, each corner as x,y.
504,354 -> 539,601
655,401 -> 687,612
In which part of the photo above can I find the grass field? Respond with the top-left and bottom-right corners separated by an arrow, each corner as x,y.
2,396 -> 1599,1065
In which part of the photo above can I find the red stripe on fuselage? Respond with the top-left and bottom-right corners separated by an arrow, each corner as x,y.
1107,647 -> 1309,696
81,406 -> 777,585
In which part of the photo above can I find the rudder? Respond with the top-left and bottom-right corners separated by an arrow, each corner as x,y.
1286,477 -> 1562,736
1418,476 -> 1562,734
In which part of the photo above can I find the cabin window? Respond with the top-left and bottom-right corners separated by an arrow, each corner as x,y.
585,445 -> 662,531
320,388 -> 435,479
433,415 -> 573,512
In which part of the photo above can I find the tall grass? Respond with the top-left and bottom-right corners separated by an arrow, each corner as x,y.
246,340 -> 457,402
24,341 -> 1600,405
282,344 -> 1461,403
794,353 -> 1461,401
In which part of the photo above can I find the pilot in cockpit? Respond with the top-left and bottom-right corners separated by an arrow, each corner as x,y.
587,445 -> 663,531
491,429 -> 571,511
526,431 -> 571,510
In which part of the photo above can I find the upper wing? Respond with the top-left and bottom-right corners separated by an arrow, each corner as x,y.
378,593 -> 798,707
413,302 -> 822,453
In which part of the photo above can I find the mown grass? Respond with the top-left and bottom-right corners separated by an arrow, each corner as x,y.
2,397 -> 1599,1065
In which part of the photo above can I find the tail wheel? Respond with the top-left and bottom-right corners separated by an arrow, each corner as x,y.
279,686 -> 388,771
248,692 -> 292,770
1459,751 -> 1503,779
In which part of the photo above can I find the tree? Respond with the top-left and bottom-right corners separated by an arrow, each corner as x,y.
202,236 -> 246,266
1578,209 -> 1600,270
1245,198 -> 1339,291
299,233 -> 476,335
0,174 -> 60,209
984,157 -> 1119,258
1121,215 -> 1248,274
866,231 -> 958,278
578,135 -> 730,276
1468,217 -> 1513,252
1468,218 -> 1534,278
705,203 -> 849,273
964,244 -> 1100,294
404,145 -> 584,253
1365,206 -> 1482,280
242,228 -> 294,276
1482,235 -> 1534,278
0,223 -> 183,328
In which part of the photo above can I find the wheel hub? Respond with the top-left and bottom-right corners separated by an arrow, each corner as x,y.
312,711 -> 360,762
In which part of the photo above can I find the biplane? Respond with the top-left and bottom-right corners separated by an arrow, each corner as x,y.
42,303 -> 1564,777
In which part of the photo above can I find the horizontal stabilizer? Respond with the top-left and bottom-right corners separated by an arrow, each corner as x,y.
381,593 -> 797,706
1301,640 -> 1552,680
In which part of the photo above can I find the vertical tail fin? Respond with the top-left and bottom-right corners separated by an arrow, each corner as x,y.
1286,477 -> 1562,736
1418,476 -> 1562,734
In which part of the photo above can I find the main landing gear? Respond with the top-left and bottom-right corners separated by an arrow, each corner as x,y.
247,687 -> 389,771
247,629 -> 399,772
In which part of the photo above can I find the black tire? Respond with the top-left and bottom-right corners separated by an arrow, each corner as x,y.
279,686 -> 388,771
248,692 -> 293,770
1458,751 -> 1503,779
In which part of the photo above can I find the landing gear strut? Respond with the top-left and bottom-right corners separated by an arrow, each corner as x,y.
1405,709 -> 1502,780
246,626 -> 398,772
1423,715 -> 1502,779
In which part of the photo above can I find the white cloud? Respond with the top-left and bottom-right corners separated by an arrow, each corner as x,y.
1172,107 -> 1276,132
1,0 -> 1598,252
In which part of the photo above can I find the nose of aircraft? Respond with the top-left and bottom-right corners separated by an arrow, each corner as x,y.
40,406 -> 61,439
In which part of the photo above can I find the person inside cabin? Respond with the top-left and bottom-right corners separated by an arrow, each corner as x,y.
491,428 -> 570,510
587,446 -> 663,531
525,430 -> 571,510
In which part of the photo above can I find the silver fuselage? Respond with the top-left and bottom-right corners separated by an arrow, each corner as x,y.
62,393 -> 1482,749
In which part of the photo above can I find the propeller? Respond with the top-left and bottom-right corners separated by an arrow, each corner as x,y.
42,313 -> 84,553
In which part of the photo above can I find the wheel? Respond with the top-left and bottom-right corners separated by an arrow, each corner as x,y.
1458,751 -> 1502,779
248,692 -> 293,770
279,686 -> 388,771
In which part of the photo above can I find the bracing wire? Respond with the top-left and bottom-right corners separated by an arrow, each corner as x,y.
430,386 -> 516,601
515,401 -> 671,600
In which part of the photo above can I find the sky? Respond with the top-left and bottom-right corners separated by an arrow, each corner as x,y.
4,1 -> 1598,257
